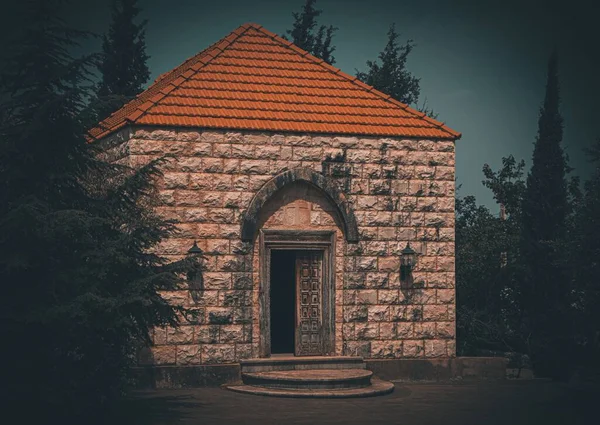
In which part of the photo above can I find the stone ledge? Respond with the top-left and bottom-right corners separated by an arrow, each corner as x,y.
365,357 -> 507,381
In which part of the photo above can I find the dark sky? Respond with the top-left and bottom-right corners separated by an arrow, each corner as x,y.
3,0 -> 599,210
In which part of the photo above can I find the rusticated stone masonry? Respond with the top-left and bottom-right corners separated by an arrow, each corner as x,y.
99,127 -> 456,365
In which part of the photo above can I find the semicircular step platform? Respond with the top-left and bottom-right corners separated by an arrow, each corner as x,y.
223,356 -> 394,398
243,369 -> 374,389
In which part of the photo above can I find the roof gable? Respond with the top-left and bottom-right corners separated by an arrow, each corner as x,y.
89,23 -> 461,140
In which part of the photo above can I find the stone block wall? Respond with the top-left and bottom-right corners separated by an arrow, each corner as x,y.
100,127 -> 456,365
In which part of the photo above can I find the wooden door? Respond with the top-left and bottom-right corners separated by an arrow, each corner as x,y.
295,251 -> 324,356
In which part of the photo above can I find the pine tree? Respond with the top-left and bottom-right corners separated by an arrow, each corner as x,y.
284,0 -> 337,65
96,0 -> 150,120
313,24 -> 337,65
312,25 -> 324,60
0,1 -> 193,420
285,0 -> 321,52
356,23 -> 421,106
519,48 -> 571,378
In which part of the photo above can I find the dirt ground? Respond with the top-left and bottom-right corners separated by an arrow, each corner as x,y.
106,380 -> 598,425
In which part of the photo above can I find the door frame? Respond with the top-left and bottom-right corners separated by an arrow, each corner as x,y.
259,229 -> 336,358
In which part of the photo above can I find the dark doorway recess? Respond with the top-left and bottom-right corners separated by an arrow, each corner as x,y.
270,250 -> 296,354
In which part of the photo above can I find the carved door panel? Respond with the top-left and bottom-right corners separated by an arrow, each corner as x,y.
295,251 -> 324,356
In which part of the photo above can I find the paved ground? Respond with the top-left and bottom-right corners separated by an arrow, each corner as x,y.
108,380 -> 598,425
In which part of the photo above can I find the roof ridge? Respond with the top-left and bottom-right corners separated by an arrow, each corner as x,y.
251,25 -> 461,140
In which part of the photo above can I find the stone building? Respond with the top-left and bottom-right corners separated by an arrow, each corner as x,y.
91,23 -> 460,372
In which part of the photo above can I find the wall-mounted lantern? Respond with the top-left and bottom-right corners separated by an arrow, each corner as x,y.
400,242 -> 417,284
187,241 -> 206,302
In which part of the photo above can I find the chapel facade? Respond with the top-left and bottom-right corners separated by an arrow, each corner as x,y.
92,23 -> 461,367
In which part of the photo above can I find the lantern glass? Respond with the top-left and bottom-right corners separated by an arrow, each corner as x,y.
400,243 -> 416,268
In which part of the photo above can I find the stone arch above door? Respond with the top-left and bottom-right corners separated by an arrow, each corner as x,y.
240,168 -> 359,243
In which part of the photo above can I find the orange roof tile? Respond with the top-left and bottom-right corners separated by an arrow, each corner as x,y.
89,23 -> 461,140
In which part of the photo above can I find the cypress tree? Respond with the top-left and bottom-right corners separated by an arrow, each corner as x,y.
519,48 -> 571,378
96,0 -> 150,120
0,1 -> 193,420
356,23 -> 421,106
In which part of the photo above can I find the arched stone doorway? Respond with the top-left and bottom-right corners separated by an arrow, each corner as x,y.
242,168 -> 358,358
240,167 -> 359,244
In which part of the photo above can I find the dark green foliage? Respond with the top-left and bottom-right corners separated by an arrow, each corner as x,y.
482,156 -> 527,219
96,0 -> 150,120
0,1 -> 194,421
313,24 -> 338,65
284,0 -> 337,64
565,138 -> 600,372
519,49 -> 572,378
356,24 -> 421,106
417,97 -> 439,119
286,0 -> 321,52
455,50 -> 599,380
455,157 -> 526,356
312,25 -> 325,59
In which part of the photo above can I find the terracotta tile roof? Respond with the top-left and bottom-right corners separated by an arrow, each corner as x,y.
89,23 -> 461,140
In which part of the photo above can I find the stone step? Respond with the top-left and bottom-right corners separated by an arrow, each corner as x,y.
225,378 -> 394,399
242,369 -> 373,390
240,356 -> 365,373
